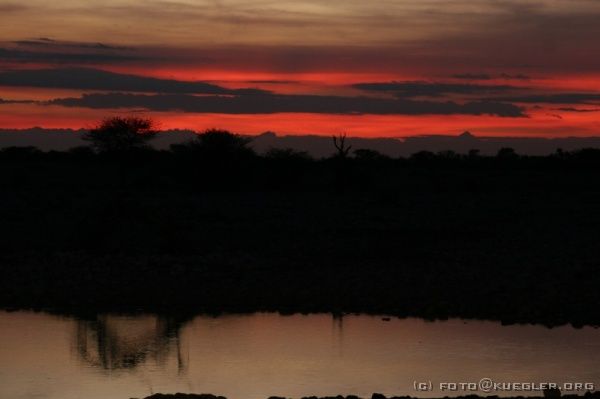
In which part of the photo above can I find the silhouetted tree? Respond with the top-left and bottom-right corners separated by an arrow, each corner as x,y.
437,150 -> 460,160
572,148 -> 600,162
83,116 -> 157,153
171,128 -> 254,160
265,148 -> 312,161
332,133 -> 352,158
468,149 -> 481,158
330,133 -> 354,192
353,148 -> 389,161
552,148 -> 566,160
0,146 -> 42,157
497,147 -> 518,159
410,150 -> 436,162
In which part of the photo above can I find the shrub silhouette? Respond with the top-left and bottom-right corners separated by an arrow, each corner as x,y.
353,149 -> 389,161
171,128 -> 254,161
83,116 -> 157,153
265,148 -> 312,161
410,150 -> 436,162
468,149 -> 481,158
571,148 -> 600,161
497,147 -> 519,159
0,146 -> 42,157
436,150 -> 460,160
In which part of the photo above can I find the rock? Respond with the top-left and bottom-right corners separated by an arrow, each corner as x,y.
144,394 -> 227,399
544,388 -> 561,398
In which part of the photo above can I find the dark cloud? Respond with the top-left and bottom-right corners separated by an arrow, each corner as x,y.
489,93 -> 600,105
0,98 -> 35,105
0,68 -> 269,95
0,38 -> 141,66
11,38 -> 130,51
555,107 -> 600,113
452,73 -> 531,81
46,92 -> 526,117
500,73 -> 531,80
0,48 -> 140,63
452,73 -> 493,80
352,81 -> 519,98
11,40 -> 57,47
246,80 -> 298,84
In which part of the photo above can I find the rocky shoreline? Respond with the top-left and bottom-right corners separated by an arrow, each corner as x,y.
141,392 -> 597,399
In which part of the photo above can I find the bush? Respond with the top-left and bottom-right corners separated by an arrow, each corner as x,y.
83,116 -> 157,153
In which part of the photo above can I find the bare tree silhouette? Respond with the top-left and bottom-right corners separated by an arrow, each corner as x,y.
332,132 -> 352,158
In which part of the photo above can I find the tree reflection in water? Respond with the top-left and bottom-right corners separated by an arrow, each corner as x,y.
75,314 -> 189,372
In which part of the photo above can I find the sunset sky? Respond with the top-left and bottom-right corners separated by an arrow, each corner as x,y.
1,0 -> 600,137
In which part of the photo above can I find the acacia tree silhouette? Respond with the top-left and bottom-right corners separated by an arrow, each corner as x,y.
83,116 -> 157,153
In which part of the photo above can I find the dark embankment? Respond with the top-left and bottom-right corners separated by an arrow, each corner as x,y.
1,145 -> 600,326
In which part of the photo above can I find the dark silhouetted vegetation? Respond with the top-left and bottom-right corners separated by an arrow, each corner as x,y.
170,128 -> 254,160
83,116 -> 157,153
333,132 -> 352,158
2,121 -> 600,327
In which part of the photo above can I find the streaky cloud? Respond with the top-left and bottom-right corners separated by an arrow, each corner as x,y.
452,73 -> 493,80
352,81 -> 520,97
11,38 -> 131,51
452,73 -> 531,81
0,48 -> 140,63
488,93 -> 600,105
556,107 -> 600,113
46,92 -> 526,117
500,73 -> 531,80
0,68 -> 270,95
0,98 -> 35,104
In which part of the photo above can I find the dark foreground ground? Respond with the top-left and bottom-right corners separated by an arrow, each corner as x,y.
1,149 -> 600,327
142,392 -> 596,399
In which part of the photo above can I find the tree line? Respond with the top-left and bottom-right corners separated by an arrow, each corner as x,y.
2,117 -> 600,164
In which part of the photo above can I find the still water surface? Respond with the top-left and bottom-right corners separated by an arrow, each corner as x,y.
1,311 -> 599,399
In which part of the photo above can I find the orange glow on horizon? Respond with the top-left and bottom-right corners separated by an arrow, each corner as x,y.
2,104 -> 599,138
